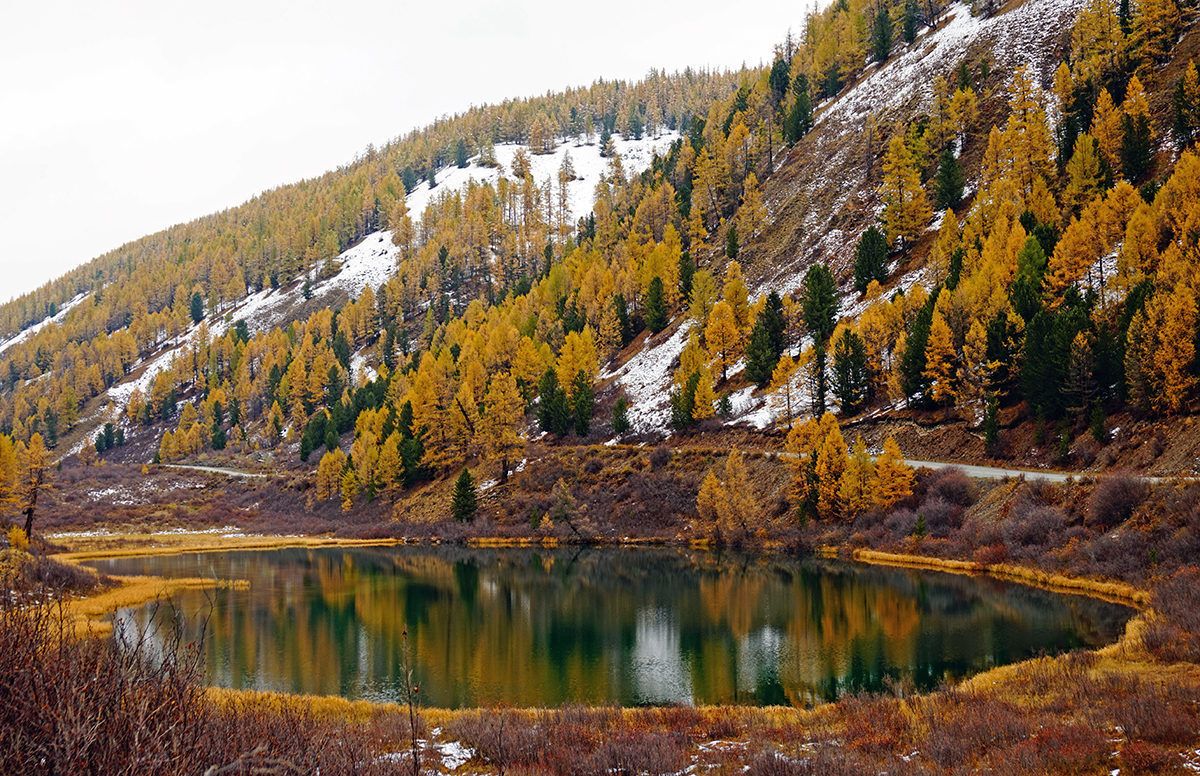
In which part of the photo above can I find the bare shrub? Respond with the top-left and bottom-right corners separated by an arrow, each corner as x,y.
1119,740 -> 1178,773
1002,504 -> 1068,550
746,751 -> 805,775
649,445 -> 672,470
917,497 -> 963,535
986,722 -> 1109,774
923,467 -> 975,507
581,731 -> 688,775
0,550 -> 108,595
1142,567 -> 1200,663
1104,676 -> 1200,745
837,694 -> 911,754
1087,474 -> 1148,529
881,507 -> 918,539
0,594 -> 411,774
919,691 -> 1029,767
449,709 -> 541,768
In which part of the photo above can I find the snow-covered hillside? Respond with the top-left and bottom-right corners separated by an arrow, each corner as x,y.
609,0 -> 1087,436
756,0 -> 1083,295
406,132 -> 679,222
0,292 -> 89,357
58,133 -> 682,457
59,231 -> 401,458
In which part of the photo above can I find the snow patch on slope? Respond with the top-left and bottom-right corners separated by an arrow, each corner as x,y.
603,323 -> 693,433
58,230 -> 402,460
406,132 -> 679,223
0,292 -> 89,356
759,0 -> 1083,299
233,231 -> 399,336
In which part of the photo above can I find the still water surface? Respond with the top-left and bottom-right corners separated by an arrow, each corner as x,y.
90,546 -> 1132,707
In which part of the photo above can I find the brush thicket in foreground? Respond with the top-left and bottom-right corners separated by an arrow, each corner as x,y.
3,569 -> 1200,774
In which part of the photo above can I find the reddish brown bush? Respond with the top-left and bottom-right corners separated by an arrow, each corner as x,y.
0,596 -> 413,775
922,468 -> 975,507
1143,567 -> 1200,663
919,692 -> 1030,768
1087,474 -> 1148,529
1119,740 -> 1178,773
987,723 -> 1109,774
1105,677 -> 1200,745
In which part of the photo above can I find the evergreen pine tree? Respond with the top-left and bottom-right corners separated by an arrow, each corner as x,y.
853,226 -> 890,293
571,370 -> 594,436
613,294 -> 633,343
983,393 -> 1001,455
644,277 -> 668,333
745,319 -> 777,388
455,138 -> 469,168
786,74 -> 814,143
871,4 -> 894,62
678,251 -> 695,299
934,146 -> 964,210
670,372 -> 701,430
1010,236 -> 1048,321
612,396 -> 631,435
901,289 -> 939,402
725,223 -> 739,259
1021,309 -> 1079,419
903,0 -> 920,42
831,329 -> 870,414
537,369 -> 571,436
801,263 -> 839,344
190,292 -> 204,323
452,468 -> 478,522
769,57 -> 791,103
1120,113 -> 1153,181
762,291 -> 787,357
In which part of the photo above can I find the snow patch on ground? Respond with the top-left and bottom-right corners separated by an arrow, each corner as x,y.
350,350 -> 378,385
760,0 -> 1083,300
219,230 -> 400,338
406,132 -> 678,225
62,230 -> 402,460
376,732 -> 475,772
0,292 -> 89,356
604,322 -> 693,433
307,231 -> 398,306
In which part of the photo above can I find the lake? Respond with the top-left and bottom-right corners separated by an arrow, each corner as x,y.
89,546 -> 1132,708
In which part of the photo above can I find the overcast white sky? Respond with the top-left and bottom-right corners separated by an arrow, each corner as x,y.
0,0 -> 810,303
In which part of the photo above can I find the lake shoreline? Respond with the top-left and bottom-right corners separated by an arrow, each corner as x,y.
56,529 -> 1149,621
50,530 -> 1200,773
57,530 -> 1146,661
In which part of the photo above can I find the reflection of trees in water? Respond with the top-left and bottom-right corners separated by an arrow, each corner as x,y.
100,547 -> 1132,708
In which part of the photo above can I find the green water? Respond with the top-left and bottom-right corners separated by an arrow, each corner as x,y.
90,546 -> 1131,708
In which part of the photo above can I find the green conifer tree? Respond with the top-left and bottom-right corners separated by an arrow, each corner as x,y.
853,226 -> 890,293
452,468 -> 478,522
645,277 -> 668,333
934,146 -> 965,210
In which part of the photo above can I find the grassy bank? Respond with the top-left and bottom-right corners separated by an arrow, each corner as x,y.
847,548 -> 1151,608
20,530 -> 1200,773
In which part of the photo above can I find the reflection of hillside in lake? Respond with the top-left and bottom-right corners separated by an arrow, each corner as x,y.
91,547 -> 1132,708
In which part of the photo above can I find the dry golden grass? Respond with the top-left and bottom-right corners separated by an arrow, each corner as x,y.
466,536 -> 561,548
65,575 -> 249,636
850,548 -> 1150,608
207,685 -> 819,730
53,532 -> 413,563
